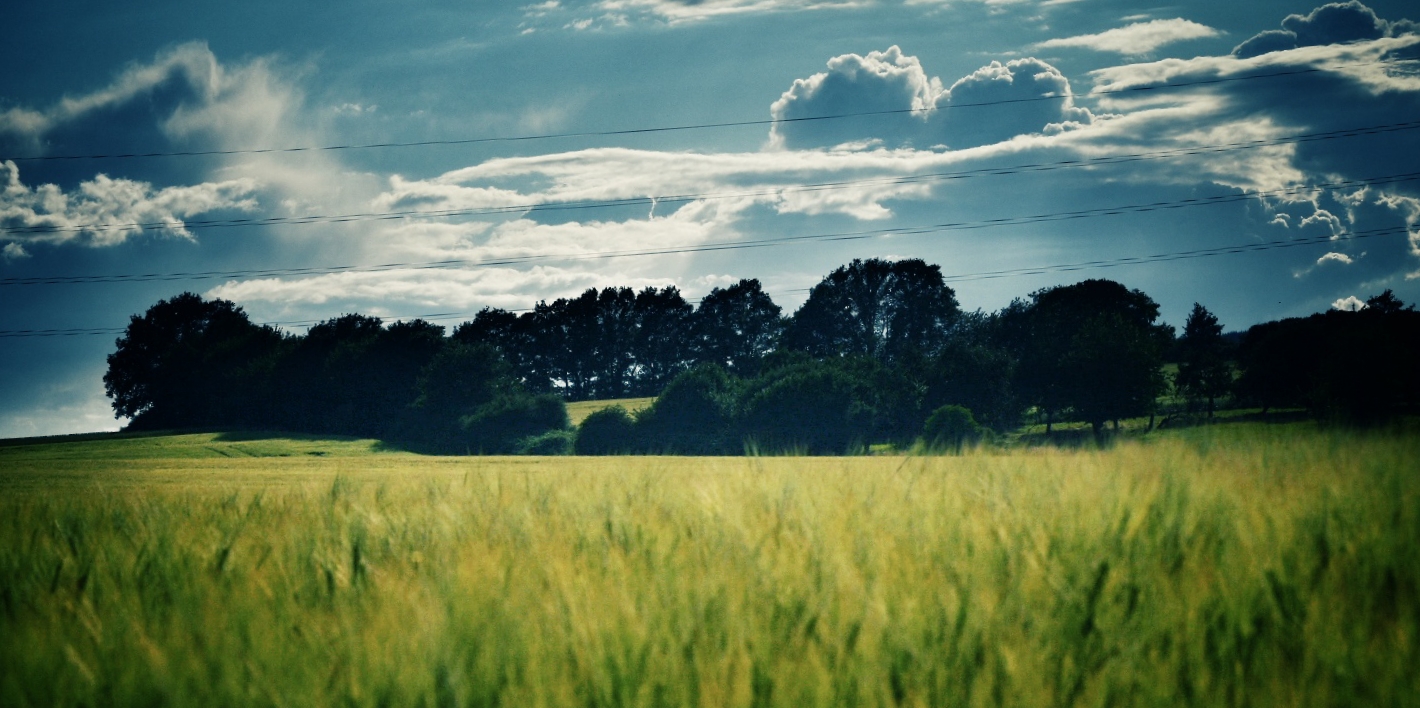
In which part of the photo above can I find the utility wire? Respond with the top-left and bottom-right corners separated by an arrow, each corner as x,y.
2,225 -> 1408,338
3,58 -> 1413,163
3,171 -> 1415,287
5,118 -> 1417,239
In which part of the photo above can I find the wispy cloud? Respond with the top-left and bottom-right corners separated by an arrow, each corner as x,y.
1037,18 -> 1221,55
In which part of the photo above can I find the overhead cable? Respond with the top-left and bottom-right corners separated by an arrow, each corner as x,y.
3,58 -> 1413,163
1,226 -> 1408,338
5,119 -> 1418,239
3,171 -> 1415,287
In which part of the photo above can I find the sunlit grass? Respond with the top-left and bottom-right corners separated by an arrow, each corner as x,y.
566,397 -> 657,426
1,424 -> 1416,706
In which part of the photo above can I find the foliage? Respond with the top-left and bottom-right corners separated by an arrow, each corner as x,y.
1002,279 -> 1172,434
461,393 -> 570,455
691,278 -> 783,376
923,330 -> 1018,432
921,404 -> 985,452
1174,302 -> 1233,416
104,292 -> 286,430
515,429 -> 576,455
739,360 -> 873,454
783,258 -> 958,362
1235,290 -> 1420,423
632,364 -> 740,454
3,427 -> 1418,706
574,406 -> 639,455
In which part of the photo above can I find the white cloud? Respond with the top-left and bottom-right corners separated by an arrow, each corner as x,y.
769,47 -> 1091,150
594,0 -> 866,23
1317,251 -> 1354,264
1037,19 -> 1222,55
2,242 -> 27,260
1332,294 -> 1367,310
0,160 -> 259,247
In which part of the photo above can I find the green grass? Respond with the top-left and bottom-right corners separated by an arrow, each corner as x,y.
566,397 -> 657,426
1,425 -> 1417,706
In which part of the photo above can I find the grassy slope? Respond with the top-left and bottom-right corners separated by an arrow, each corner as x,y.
566,397 -> 656,426
1,426 -> 1417,706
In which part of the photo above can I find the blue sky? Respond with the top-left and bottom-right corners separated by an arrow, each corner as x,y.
2,0 -> 1418,436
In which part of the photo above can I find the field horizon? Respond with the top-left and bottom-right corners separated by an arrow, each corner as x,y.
2,423 -> 1417,706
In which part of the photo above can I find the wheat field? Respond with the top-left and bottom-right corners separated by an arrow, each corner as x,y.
1,425 -> 1416,707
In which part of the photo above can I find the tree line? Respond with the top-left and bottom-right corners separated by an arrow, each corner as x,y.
104,258 -> 1420,454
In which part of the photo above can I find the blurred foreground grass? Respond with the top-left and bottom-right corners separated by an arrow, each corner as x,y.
1,425 -> 1417,706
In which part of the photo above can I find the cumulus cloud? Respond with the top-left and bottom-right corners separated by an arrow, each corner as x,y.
769,47 -> 1091,150
1037,19 -> 1222,56
1233,1 -> 1410,58
2,242 -> 28,260
1332,294 -> 1367,310
1317,251 -> 1354,264
0,160 -> 259,247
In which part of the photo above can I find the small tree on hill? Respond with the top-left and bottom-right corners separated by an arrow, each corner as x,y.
1175,303 -> 1233,417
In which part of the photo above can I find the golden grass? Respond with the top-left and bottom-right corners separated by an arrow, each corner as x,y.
1,425 -> 1416,706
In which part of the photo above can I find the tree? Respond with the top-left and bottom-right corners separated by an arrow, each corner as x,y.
632,363 -> 739,454
783,258 -> 958,362
575,406 -> 639,455
629,286 -> 694,395
1174,303 -> 1233,417
105,292 -> 285,429
1235,292 -> 1420,424
923,337 -> 1018,432
922,405 -> 985,452
1008,280 -> 1172,436
691,278 -> 783,375
275,314 -> 449,437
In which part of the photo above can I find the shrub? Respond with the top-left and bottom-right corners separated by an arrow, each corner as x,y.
922,404 -> 985,452
633,364 -> 738,454
575,406 -> 639,455
516,429 -> 575,455
739,366 -> 869,455
462,393 -> 570,454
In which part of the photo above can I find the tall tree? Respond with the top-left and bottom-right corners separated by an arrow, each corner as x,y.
105,292 -> 285,430
1009,280 -> 1172,436
1174,303 -> 1233,417
783,258 -> 958,362
691,278 -> 782,376
630,286 -> 693,395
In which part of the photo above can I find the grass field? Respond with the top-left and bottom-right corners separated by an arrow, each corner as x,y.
1,425 -> 1417,706
566,397 -> 657,426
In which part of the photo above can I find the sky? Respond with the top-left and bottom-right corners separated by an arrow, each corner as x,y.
2,0 -> 1418,437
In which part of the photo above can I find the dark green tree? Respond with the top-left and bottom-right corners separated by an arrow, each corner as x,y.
1174,303 -> 1233,417
105,292 -> 285,430
630,286 -> 694,395
632,363 -> 739,454
691,278 -> 783,376
783,258 -> 958,362
1008,280 -> 1172,436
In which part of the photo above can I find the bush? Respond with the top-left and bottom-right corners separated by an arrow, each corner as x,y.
575,406 -> 639,455
922,404 -> 985,452
739,366 -> 869,455
516,429 -> 575,455
633,364 -> 738,454
462,393 -> 570,454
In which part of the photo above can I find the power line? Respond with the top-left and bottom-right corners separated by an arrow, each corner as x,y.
2,225 -> 1407,338
3,58 -> 1412,163
6,118 -> 1417,239
4,171 -> 1415,287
